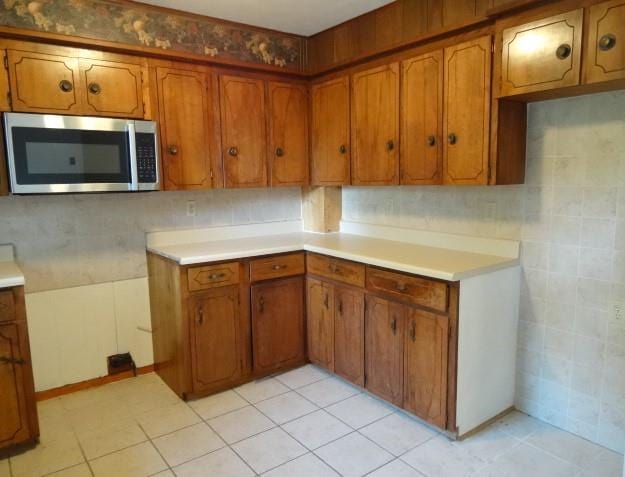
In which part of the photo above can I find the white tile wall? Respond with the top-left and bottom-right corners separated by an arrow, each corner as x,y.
342,90 -> 625,453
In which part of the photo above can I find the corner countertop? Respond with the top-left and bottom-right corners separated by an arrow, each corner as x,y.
147,230 -> 519,282
0,260 -> 25,289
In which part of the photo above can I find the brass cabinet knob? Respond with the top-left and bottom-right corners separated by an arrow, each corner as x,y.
59,80 -> 73,92
167,145 -> 178,155
339,144 -> 347,155
556,43 -> 572,60
275,147 -> 284,157
88,82 -> 101,95
599,34 -> 617,51
271,264 -> 284,270
448,133 -> 457,145
228,147 -> 238,157
386,140 -> 395,151
427,135 -> 436,147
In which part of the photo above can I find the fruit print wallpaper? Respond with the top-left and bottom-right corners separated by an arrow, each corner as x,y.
0,0 -> 303,70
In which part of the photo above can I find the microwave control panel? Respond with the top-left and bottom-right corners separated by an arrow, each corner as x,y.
135,132 -> 158,184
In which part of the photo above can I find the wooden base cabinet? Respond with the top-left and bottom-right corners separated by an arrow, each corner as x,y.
306,278 -> 335,371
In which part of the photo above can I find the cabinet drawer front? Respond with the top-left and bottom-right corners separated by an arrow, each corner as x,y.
187,263 -> 239,291
0,291 -> 15,323
306,253 -> 365,287
250,253 -> 305,282
366,267 -> 448,313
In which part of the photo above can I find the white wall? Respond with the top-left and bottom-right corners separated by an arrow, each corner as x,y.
343,90 -> 625,453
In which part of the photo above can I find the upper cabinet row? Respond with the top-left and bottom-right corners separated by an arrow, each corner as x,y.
312,36 -> 497,186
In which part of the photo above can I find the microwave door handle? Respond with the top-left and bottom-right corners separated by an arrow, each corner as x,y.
127,122 -> 138,191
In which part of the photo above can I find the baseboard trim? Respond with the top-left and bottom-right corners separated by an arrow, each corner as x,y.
35,364 -> 155,401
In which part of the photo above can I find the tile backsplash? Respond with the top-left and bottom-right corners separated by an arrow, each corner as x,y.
343,90 -> 625,453
0,187 -> 302,292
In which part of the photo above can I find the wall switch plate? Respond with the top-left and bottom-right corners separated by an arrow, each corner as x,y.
186,200 -> 196,217
612,302 -> 625,324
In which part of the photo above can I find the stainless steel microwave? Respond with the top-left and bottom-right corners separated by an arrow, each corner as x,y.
3,113 -> 160,194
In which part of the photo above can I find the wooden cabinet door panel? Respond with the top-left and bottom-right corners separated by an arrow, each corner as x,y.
190,287 -> 241,392
500,9 -> 583,96
0,321 -> 31,447
400,50 -> 443,185
443,36 -> 491,185
334,287 -> 365,386
220,75 -> 267,188
268,82 -> 309,187
404,309 -> 449,428
364,295 -> 404,406
156,67 -> 214,190
80,59 -> 144,118
252,277 -> 305,374
351,63 -> 399,185
585,0 -> 625,84
311,77 -> 351,185
7,50 -> 82,114
306,278 -> 334,371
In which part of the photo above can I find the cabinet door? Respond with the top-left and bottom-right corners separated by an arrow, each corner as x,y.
156,67 -> 215,190
252,277 -> 305,374
220,75 -> 267,188
306,278 -> 334,371
443,36 -> 491,185
585,0 -> 625,84
80,59 -> 144,118
351,63 -> 399,185
311,76 -> 351,185
0,321 -> 32,448
268,81 -> 309,187
7,50 -> 83,114
404,309 -> 449,428
400,50 -> 443,185
334,287 -> 365,386
190,287 -> 241,392
500,9 -> 583,96
364,295 -> 404,406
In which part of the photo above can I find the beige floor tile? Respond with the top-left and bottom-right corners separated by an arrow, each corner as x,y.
526,424 -> 605,467
360,412 -> 437,456
235,378 -> 289,404
367,459 -> 422,477
255,391 -> 318,424
48,463 -> 92,477
474,442 -> 581,477
262,453 -> 339,477
297,377 -> 360,407
173,447 -> 254,477
491,411 -> 548,440
401,435 -> 486,477
314,432 -> 393,477
274,365 -> 329,389
60,386 -> 119,412
208,405 -> 275,444
187,389 -> 248,420
136,402 -> 200,438
37,399 -> 76,443
68,399 -> 133,435
76,419 -> 147,460
153,422 -> 225,467
325,393 -> 394,429
454,426 -> 522,462
282,409 -> 352,450
0,459 -> 9,477
151,472 -> 175,477
10,435 -> 84,477
578,448 -> 624,477
232,427 -> 307,474
89,442 -> 167,477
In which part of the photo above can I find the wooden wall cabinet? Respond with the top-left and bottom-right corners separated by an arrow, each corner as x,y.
500,9 -> 583,96
585,0 -> 625,84
351,63 -> 400,185
311,76 -> 351,186
0,287 -> 39,451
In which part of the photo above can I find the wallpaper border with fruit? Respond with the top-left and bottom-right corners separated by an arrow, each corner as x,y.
0,0 -> 303,70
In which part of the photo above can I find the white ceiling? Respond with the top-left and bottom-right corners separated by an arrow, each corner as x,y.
137,0 -> 394,36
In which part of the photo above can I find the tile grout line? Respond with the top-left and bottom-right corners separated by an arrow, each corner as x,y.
137,421 -> 176,475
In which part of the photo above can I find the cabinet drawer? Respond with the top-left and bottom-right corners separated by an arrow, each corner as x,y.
187,262 -> 239,292
306,253 -> 365,287
0,291 -> 15,322
366,267 -> 448,313
250,253 -> 305,282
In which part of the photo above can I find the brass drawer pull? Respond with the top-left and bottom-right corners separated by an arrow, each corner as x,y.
272,264 -> 285,270
386,140 -> 395,151
599,34 -> 616,51
168,144 -> 179,155
328,264 -> 339,274
275,147 -> 284,157
396,282 -> 408,292
228,147 -> 238,157
410,321 -> 416,342
556,43 -> 572,60
391,317 -> 397,335
339,144 -> 347,155
196,307 -> 204,325
0,356 -> 26,365
259,296 -> 265,313
209,272 -> 226,280
338,300 -> 343,315
448,133 -> 457,145
427,135 -> 436,147
324,293 -> 329,309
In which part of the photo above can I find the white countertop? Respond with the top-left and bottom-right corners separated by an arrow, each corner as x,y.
0,260 -> 25,288
148,231 -> 519,282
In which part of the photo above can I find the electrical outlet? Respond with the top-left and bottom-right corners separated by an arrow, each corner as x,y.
186,200 -> 196,217
612,302 -> 625,324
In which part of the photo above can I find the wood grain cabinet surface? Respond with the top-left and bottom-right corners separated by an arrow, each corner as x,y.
585,0 -> 625,84
500,9 -> 583,96
311,76 -> 351,186
334,286 -> 365,386
306,278 -> 335,371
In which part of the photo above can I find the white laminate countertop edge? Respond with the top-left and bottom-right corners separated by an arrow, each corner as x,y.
0,261 -> 25,288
